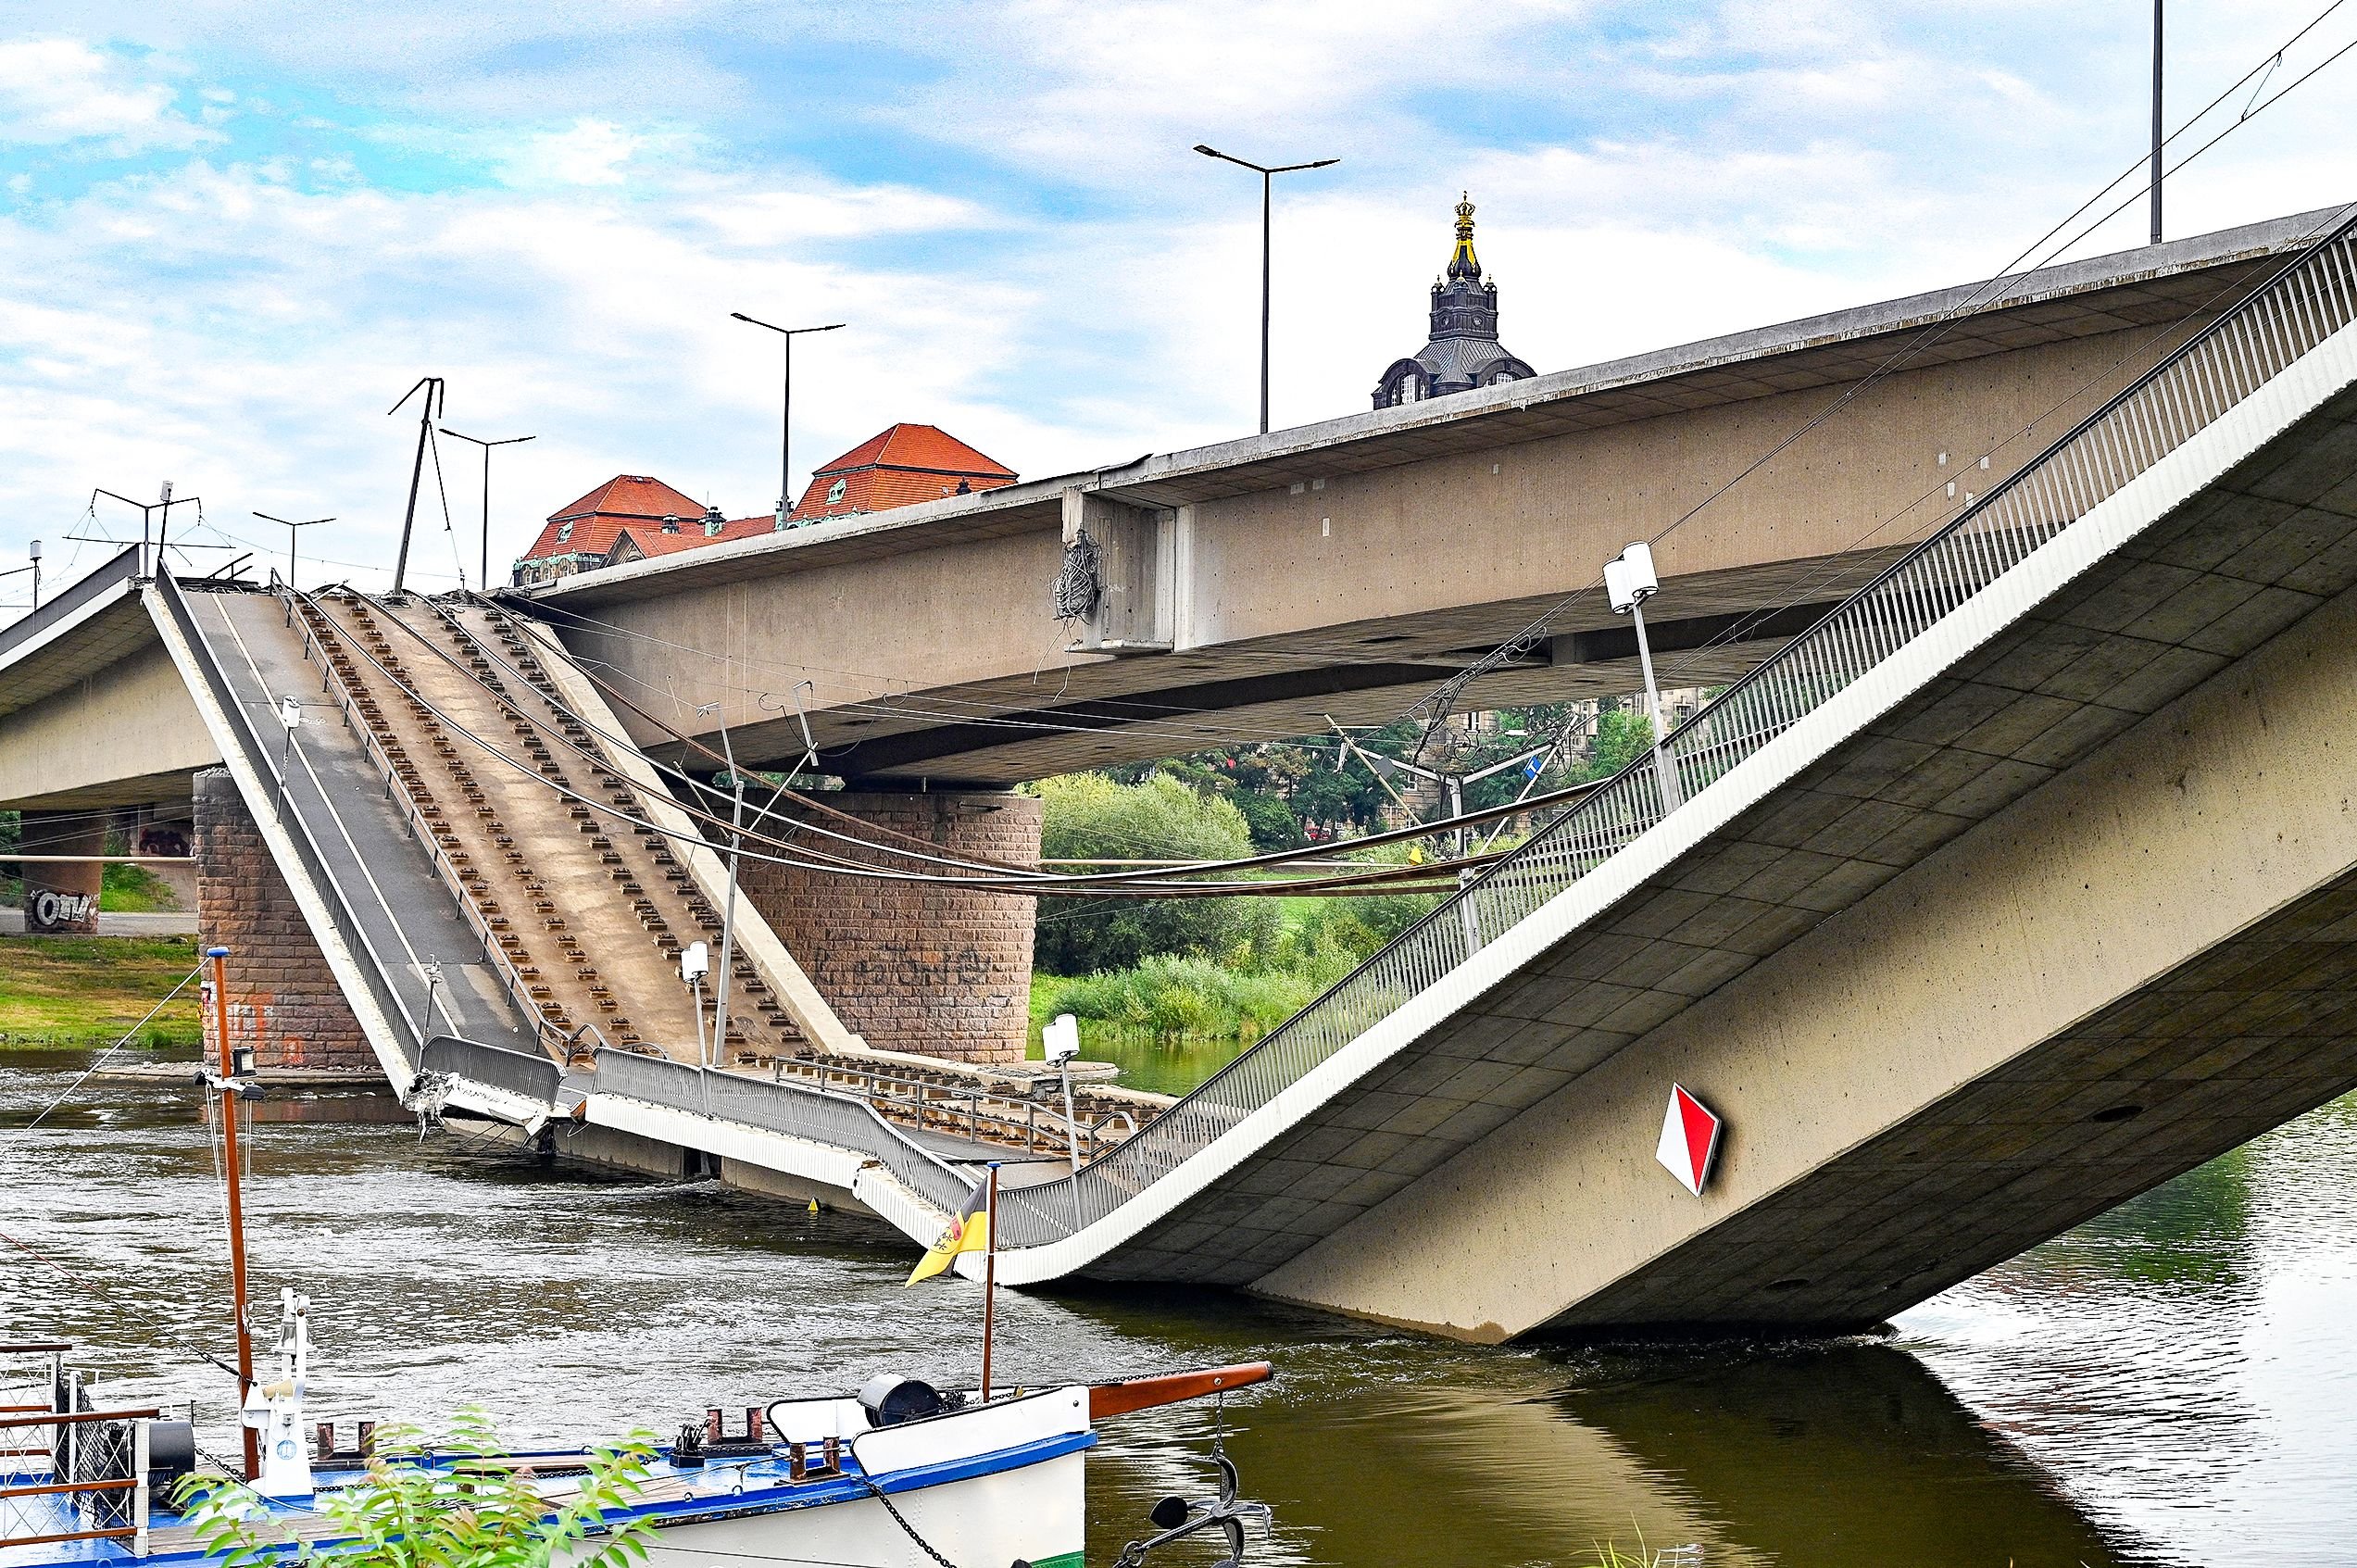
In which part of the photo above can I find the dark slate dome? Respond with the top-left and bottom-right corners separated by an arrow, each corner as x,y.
1373,194 -> 1536,409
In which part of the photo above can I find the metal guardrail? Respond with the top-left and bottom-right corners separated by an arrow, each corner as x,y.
419,1035 -> 562,1104
152,573 -> 426,1078
983,206 -> 2357,1248
0,545 -> 144,665
591,1048 -> 977,1210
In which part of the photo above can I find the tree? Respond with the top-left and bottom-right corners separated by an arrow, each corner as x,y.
1035,772 -> 1278,974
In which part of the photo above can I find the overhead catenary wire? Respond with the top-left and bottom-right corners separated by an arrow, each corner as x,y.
1626,194 -> 2357,705
1403,0 -> 2357,740
307,583 -> 1568,896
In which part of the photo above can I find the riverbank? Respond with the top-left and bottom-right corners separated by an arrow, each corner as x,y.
0,932 -> 204,1049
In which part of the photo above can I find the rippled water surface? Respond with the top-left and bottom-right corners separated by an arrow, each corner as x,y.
4,1048 -> 2352,1567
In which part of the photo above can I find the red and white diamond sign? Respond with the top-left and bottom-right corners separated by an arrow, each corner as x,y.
1655,1084 -> 1723,1197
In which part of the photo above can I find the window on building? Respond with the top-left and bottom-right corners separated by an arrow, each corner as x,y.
556,521 -> 572,544
826,477 -> 847,505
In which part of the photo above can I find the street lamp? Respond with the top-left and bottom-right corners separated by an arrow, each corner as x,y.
729,314 -> 845,528
0,540 -> 39,612
1193,144 -> 1339,435
254,512 -> 334,590
1604,541 -> 1683,814
441,429 -> 535,590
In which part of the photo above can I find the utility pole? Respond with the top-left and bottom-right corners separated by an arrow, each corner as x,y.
387,377 -> 445,594
441,428 -> 534,591
94,486 -> 203,577
2150,0 -> 2165,245
1194,144 -> 1339,434
254,512 -> 333,590
729,314 -> 844,527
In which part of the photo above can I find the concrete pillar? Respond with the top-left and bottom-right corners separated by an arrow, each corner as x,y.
193,768 -> 375,1073
738,789 -> 1041,1064
18,808 -> 106,934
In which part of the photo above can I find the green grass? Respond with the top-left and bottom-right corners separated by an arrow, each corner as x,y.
99,862 -> 178,913
0,934 -> 205,1049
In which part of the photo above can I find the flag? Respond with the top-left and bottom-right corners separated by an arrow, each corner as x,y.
906,1176 -> 992,1285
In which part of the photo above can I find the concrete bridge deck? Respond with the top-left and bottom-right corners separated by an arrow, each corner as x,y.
526,209 -> 2349,786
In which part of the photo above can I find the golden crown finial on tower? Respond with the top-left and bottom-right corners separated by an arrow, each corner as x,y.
1448,192 -> 1480,278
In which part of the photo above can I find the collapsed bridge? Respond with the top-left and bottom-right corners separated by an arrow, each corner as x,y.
6,207 -> 2357,1338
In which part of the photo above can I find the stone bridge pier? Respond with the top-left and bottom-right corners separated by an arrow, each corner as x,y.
736,787 -> 1042,1064
193,768 -> 373,1071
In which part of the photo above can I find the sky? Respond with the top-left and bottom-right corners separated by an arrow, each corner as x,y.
1,1 -> 2353,599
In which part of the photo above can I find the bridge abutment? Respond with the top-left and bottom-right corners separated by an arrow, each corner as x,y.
194,768 -> 374,1072
738,788 -> 1040,1064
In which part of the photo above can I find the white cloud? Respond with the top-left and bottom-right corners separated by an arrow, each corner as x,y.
495,119 -> 647,187
0,39 -> 214,152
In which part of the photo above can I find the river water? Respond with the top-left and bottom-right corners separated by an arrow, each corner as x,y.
4,1048 -> 2351,1567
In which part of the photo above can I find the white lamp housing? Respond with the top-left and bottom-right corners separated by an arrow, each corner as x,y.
1605,541 -> 1660,614
681,940 -> 709,982
1044,1012 -> 1081,1064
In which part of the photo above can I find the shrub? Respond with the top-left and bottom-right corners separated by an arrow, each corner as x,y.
174,1410 -> 658,1568
1036,772 -> 1278,974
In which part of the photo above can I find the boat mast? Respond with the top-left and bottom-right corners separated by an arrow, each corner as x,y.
207,945 -> 259,1480
980,1162 -> 1000,1400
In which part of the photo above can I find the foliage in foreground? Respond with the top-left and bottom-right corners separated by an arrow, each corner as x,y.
175,1411 -> 658,1568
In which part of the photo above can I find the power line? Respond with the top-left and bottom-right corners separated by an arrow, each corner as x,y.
1403,0 -> 2357,738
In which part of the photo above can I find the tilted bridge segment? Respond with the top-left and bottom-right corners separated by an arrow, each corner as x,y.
6,206 -> 2357,1338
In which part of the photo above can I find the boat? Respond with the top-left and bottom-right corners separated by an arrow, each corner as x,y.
0,1320 -> 1272,1568
2,948 -> 1278,1568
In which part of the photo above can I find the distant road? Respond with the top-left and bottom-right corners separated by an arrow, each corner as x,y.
0,909 -> 198,937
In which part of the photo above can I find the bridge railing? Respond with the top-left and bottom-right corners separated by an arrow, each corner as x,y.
152,572 -> 427,1079
989,206 -> 2357,1249
590,1047 -> 978,1209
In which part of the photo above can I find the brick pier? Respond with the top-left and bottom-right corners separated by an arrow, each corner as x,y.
740,789 -> 1040,1064
193,768 -> 375,1073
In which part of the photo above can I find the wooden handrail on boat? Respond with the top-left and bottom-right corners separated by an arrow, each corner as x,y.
1088,1361 -> 1273,1420
0,1408 -> 161,1428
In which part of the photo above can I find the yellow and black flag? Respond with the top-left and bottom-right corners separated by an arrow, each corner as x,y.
906,1175 -> 992,1285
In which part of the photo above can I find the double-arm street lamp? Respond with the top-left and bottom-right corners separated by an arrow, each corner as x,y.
441,428 -> 535,590
254,512 -> 334,589
1193,144 -> 1338,435
730,313 -> 845,527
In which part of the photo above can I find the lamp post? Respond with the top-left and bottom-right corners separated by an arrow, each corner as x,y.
0,540 -> 38,612
1193,144 -> 1338,435
254,512 -> 334,590
1604,541 -> 1682,815
729,314 -> 844,527
696,700 -> 746,1066
441,429 -> 535,590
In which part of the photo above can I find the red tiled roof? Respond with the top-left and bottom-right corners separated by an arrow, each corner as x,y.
788,423 -> 1016,523
521,475 -> 708,562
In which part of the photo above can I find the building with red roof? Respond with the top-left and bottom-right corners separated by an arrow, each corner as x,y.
787,423 -> 1016,524
513,475 -> 719,586
515,426 -> 1018,585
